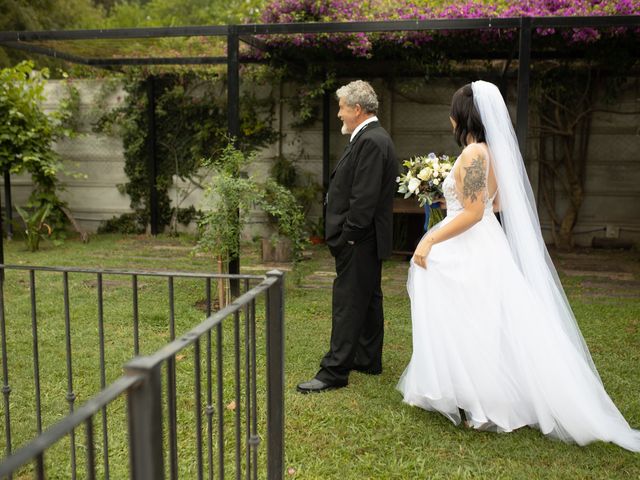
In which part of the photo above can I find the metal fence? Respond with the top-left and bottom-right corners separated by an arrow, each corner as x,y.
0,264 -> 284,479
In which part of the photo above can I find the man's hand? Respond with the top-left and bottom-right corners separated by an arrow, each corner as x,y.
412,236 -> 434,269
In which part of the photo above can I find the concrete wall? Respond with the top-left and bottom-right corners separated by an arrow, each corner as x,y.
0,80 -> 131,233
535,77 -> 640,246
2,77 -> 638,246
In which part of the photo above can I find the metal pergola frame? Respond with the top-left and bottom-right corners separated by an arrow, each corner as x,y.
1,15 -> 638,276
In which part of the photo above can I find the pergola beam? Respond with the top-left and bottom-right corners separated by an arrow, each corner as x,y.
0,25 -> 229,42
239,35 -> 269,52
237,17 -> 520,34
531,15 -> 640,27
0,41 -> 91,64
1,16 -> 635,44
89,56 -> 228,66
235,15 -> 638,34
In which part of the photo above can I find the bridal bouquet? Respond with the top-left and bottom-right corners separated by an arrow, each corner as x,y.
397,153 -> 453,207
397,152 -> 453,228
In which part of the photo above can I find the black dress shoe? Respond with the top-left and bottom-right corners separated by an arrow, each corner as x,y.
296,378 -> 345,394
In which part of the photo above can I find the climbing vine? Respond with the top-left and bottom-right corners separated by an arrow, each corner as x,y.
95,69 -> 277,233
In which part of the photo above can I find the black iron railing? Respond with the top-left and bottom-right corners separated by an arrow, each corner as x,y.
0,264 -> 285,479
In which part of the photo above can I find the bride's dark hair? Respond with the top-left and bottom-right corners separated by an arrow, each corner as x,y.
450,84 -> 486,147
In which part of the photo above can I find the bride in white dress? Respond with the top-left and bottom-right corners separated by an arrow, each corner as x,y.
397,80 -> 640,451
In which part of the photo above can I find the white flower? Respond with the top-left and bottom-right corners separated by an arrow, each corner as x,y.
427,152 -> 437,160
417,167 -> 433,181
408,177 -> 421,194
432,178 -> 440,186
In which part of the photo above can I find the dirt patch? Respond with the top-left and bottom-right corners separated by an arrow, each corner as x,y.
242,264 -> 293,272
193,298 -> 222,312
552,248 -> 640,275
296,270 -> 335,290
552,249 -> 640,299
562,270 -> 634,281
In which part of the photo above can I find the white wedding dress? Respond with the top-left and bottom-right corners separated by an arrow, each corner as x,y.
397,151 -> 640,451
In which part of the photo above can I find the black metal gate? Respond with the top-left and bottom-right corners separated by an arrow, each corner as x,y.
0,264 -> 284,479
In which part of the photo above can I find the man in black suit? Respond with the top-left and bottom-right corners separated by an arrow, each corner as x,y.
297,80 -> 398,393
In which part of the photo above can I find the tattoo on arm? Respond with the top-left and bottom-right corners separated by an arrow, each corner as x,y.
462,157 -> 487,202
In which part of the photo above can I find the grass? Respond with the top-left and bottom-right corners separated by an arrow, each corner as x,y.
0,234 -> 639,479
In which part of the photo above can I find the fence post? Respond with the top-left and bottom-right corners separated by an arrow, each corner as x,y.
125,357 -> 164,480
265,270 -> 284,480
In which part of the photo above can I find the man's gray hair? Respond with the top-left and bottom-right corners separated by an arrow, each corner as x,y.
336,80 -> 379,114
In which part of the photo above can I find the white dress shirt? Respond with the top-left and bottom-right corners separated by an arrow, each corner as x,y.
350,115 -> 379,142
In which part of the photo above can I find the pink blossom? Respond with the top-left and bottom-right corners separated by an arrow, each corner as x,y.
248,0 -> 639,60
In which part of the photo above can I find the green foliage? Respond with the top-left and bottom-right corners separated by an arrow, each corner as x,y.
270,154 -> 322,233
0,0 -> 104,31
0,0 -> 263,68
95,72 -> 277,234
0,62 -> 64,174
0,0 -> 105,67
105,0 -> 264,28
0,61 -> 76,238
287,70 -> 337,128
59,78 -> 82,131
258,178 -> 309,258
196,143 -> 255,262
271,154 -> 297,187
196,143 -> 308,264
97,212 -> 147,235
14,203 -> 52,252
175,205 -> 198,225
197,176 -> 252,263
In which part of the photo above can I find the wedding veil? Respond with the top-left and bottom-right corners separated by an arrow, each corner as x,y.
471,80 -> 602,383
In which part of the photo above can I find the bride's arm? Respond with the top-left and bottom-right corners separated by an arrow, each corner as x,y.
413,146 -> 488,268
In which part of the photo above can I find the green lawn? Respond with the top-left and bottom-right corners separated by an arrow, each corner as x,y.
1,234 -> 639,479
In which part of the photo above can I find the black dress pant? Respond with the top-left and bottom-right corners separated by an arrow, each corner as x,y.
316,230 -> 384,386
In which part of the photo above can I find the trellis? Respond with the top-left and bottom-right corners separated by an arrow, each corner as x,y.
0,15 -> 638,274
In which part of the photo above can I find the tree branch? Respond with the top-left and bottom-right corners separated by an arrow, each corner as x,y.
539,159 -> 571,194
60,206 -> 89,243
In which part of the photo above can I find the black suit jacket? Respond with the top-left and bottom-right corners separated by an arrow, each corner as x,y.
325,121 -> 398,260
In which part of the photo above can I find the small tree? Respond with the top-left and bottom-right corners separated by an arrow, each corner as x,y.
196,142 -> 308,301
0,61 -> 76,249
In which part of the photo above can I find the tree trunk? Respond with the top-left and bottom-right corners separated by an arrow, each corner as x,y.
557,183 -> 583,250
217,256 -> 227,308
60,206 -> 89,243
535,68 -> 595,251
